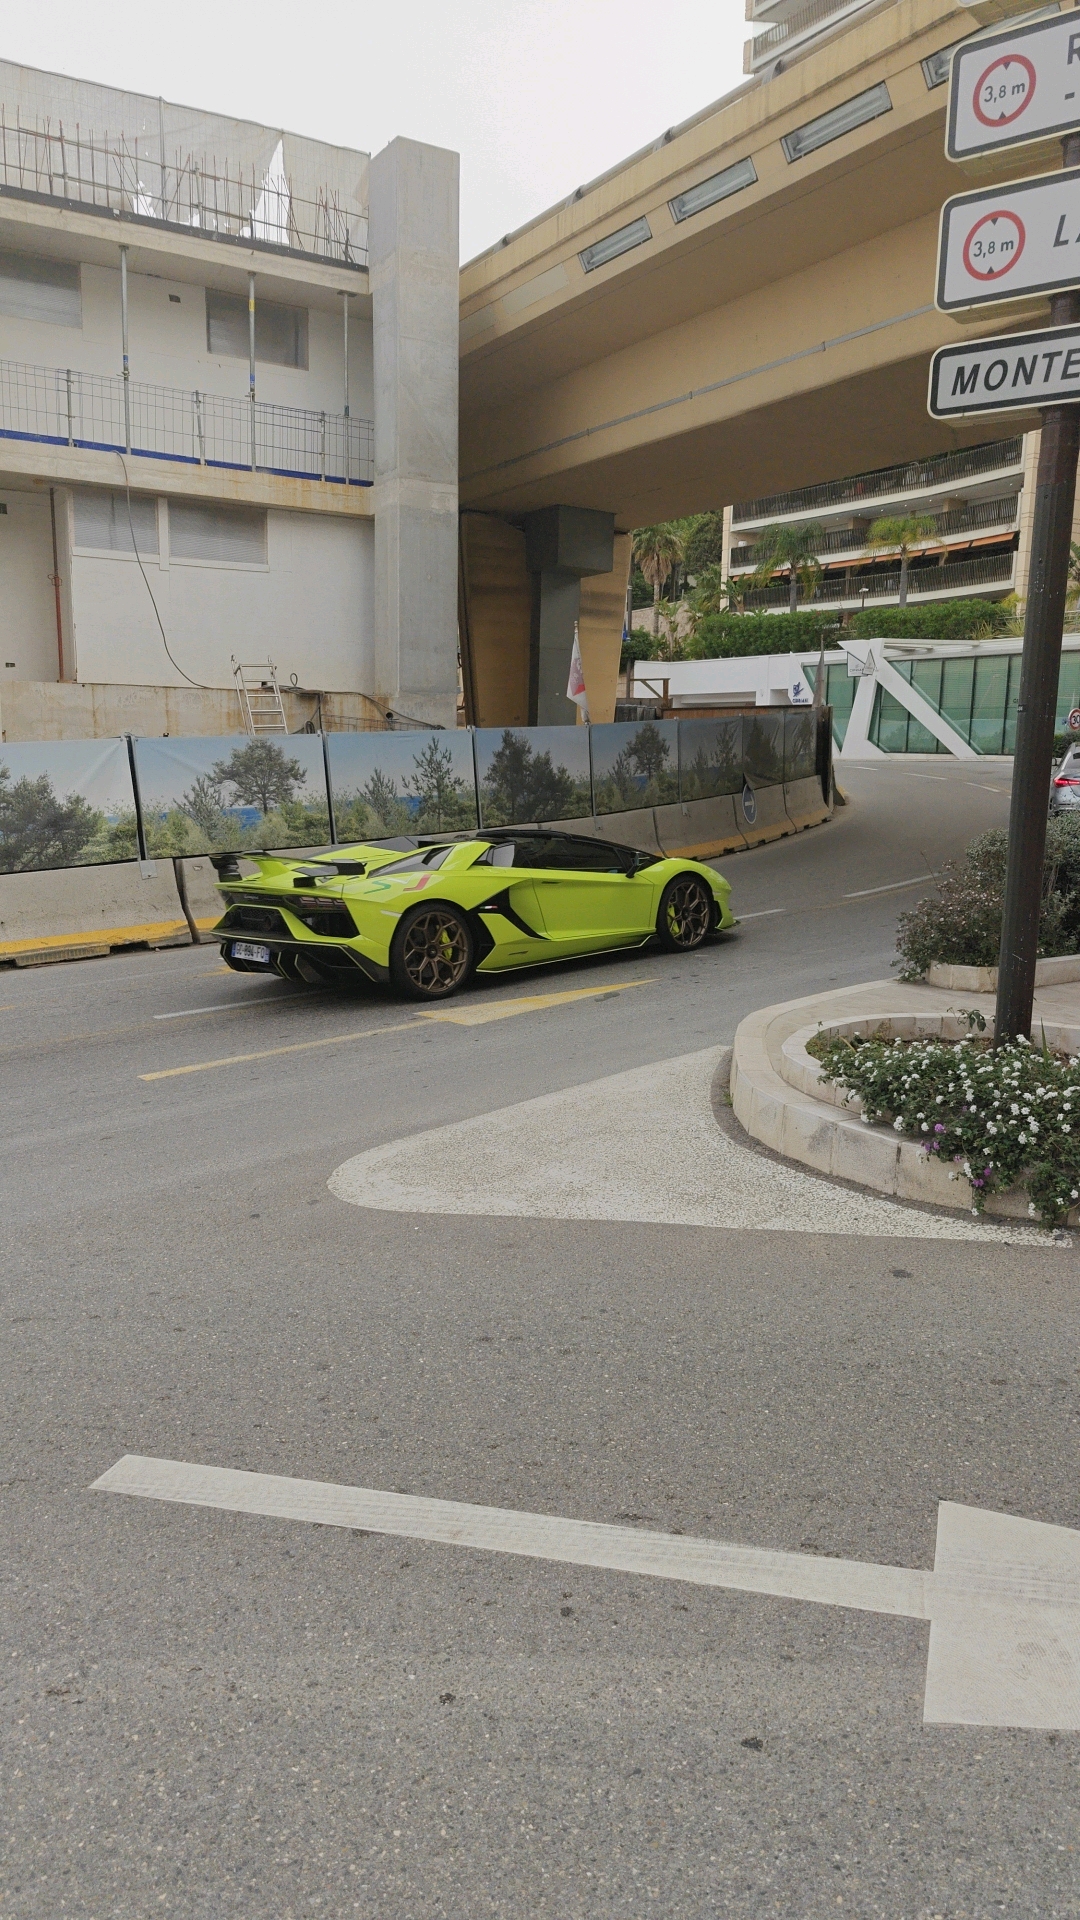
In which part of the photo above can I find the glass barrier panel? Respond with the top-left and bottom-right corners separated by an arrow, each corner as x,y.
590,720 -> 678,813
970,654 -> 1010,755
473,726 -> 591,825
823,667 -> 854,748
132,734 -> 330,855
0,737 -> 137,872
870,687 -> 910,754
678,717 -> 742,799
1004,654 -> 1020,756
783,709 -> 817,783
326,730 -> 477,841
941,658 -> 975,743
742,711 -> 785,786
1056,651 -> 1080,730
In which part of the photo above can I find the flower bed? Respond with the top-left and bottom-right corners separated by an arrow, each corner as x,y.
810,1024 -> 1080,1225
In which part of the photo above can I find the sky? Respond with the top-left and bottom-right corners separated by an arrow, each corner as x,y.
3,0 -> 748,262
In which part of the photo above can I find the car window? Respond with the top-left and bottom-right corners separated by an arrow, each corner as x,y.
473,843 -> 517,867
544,837 -> 631,873
374,846 -> 453,875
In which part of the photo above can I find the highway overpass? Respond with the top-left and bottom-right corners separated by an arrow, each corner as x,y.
456,0 -> 1051,726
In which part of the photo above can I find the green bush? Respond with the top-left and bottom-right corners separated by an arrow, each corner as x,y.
847,598 -> 1011,641
895,819 -> 1080,979
685,610 -> 841,659
815,1026 -> 1080,1225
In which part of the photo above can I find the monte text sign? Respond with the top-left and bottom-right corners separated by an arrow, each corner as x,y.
937,167 -> 1080,311
948,11 -> 1080,163
928,322 -> 1080,418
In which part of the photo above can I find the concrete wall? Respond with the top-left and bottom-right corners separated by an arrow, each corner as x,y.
55,492 -> 375,693
0,677 -> 388,742
370,137 -> 460,729
0,486 -> 58,684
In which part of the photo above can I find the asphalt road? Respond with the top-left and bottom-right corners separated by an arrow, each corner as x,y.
4,755 -> 1079,1919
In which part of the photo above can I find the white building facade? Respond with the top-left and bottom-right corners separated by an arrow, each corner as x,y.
0,62 -> 459,736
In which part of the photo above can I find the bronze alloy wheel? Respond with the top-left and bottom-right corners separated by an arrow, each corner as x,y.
390,902 -> 475,999
657,874 -> 712,952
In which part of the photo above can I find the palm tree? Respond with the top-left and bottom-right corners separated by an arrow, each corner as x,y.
632,524 -> 685,633
750,522 -> 823,613
866,512 -> 938,608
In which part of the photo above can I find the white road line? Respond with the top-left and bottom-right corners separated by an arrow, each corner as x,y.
153,994 -> 306,1020
738,908 -> 788,919
92,1456 -> 1080,1730
844,876 -> 934,898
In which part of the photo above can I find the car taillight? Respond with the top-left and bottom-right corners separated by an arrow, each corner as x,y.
1055,776 -> 1080,786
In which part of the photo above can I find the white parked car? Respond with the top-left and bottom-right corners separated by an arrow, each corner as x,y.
1051,744 -> 1080,813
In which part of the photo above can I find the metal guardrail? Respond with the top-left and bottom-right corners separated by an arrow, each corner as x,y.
0,356 -> 373,485
747,0 -> 874,65
732,438 -> 1024,525
0,114 -> 367,269
741,553 -> 1016,609
730,495 -> 1020,569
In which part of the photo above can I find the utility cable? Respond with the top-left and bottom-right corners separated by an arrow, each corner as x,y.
119,453 -> 215,689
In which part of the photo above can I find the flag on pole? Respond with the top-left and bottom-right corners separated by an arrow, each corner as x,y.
567,622 -> 589,720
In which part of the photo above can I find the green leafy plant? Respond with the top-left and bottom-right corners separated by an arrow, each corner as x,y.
749,522 -> 822,614
814,1028 -> 1080,1224
895,819 -> 1080,980
684,609 -> 841,659
847,598 -> 1011,641
865,512 -> 938,608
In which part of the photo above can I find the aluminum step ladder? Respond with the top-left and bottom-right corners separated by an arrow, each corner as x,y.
232,657 -> 289,735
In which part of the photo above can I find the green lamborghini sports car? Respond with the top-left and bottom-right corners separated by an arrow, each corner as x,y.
211,827 -> 735,1001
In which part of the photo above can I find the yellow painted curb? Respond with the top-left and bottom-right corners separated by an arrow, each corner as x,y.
0,916 -> 218,959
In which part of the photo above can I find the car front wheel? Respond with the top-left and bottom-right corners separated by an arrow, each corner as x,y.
389,901 -> 476,999
656,874 -> 713,952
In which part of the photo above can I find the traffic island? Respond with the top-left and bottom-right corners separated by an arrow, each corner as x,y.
729,977 -> 1080,1226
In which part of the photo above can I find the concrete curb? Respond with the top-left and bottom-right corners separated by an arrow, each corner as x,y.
730,985 -> 1080,1223
927,955 -> 1080,991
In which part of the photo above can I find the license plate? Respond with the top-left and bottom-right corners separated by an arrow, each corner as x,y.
231,941 -> 271,964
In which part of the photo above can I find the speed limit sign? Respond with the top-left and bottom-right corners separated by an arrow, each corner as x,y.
1068,709 -> 1080,732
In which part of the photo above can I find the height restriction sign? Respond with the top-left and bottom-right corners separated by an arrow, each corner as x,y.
948,11 -> 1080,162
937,167 -> 1080,311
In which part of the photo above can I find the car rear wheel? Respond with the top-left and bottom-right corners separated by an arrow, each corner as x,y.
390,902 -> 476,999
656,874 -> 712,952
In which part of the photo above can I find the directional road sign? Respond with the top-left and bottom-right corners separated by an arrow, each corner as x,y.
937,166 -> 1080,311
948,11 -> 1080,163
928,321 -> 1080,418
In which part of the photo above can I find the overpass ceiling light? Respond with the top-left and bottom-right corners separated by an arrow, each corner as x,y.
781,81 -> 892,163
579,216 -> 652,274
669,157 -> 757,224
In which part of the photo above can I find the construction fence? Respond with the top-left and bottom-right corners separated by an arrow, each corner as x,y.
0,712 -> 831,877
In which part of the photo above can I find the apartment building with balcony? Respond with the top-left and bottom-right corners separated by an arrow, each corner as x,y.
0,61 -> 459,739
724,434 -> 1029,616
744,0 -> 885,77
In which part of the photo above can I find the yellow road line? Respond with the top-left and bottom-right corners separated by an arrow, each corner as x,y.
415,978 -> 655,1027
141,976 -> 657,1079
140,1017 -> 421,1081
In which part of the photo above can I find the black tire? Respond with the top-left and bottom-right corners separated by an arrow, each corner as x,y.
389,901 -> 476,999
656,874 -> 713,953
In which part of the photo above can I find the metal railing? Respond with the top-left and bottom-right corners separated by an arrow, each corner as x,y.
732,439 -> 1024,525
730,495 -> 1020,569
740,553 -> 1016,609
0,356 -> 373,485
747,0 -> 876,67
0,114 -> 367,269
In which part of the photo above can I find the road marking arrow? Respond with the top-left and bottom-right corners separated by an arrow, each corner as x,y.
92,1455 -> 1080,1731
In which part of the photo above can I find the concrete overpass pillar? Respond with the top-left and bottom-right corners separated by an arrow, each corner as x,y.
524,507 -> 614,723
369,136 -> 459,727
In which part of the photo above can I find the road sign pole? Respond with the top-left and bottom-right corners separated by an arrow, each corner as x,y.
996,138 -> 1080,1043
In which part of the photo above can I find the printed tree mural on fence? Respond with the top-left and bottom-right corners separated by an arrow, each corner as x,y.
0,764 -> 105,872
480,731 -> 588,825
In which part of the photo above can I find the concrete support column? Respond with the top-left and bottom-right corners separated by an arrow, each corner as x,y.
524,506 -> 614,724
369,136 -> 459,727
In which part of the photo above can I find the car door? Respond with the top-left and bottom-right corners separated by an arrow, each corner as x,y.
528,836 -> 655,949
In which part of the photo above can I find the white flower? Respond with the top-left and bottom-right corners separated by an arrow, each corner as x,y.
1028,1202 -> 1037,1216
893,1117 -> 904,1132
